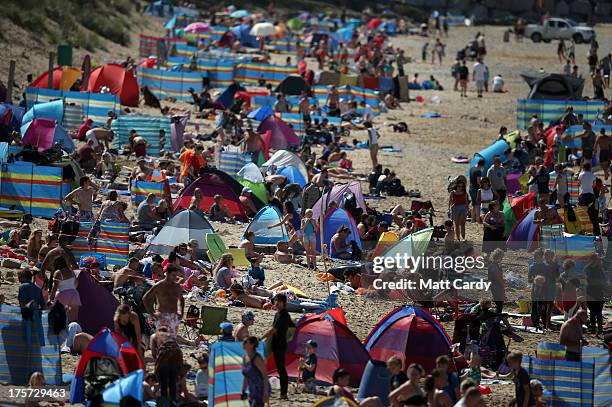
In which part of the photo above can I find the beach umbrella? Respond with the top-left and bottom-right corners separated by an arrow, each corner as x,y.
250,22 -> 276,37
230,9 -> 249,19
287,18 -> 304,31
184,22 -> 212,33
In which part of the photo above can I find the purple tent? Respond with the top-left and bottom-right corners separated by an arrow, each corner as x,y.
258,115 -> 300,150
312,181 -> 367,220
506,208 -> 538,251
76,270 -> 119,335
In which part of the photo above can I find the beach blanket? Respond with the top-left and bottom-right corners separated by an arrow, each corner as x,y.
0,304 -> 64,385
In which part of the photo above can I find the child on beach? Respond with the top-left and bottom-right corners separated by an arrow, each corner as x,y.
299,340 -> 318,393
301,209 -> 318,269
195,352 -> 209,400
248,256 -> 266,286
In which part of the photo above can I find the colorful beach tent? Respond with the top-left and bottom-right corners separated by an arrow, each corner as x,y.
312,181 -> 366,220
0,305 -> 64,385
262,150 -> 308,181
276,312 -> 370,386
257,115 -> 300,150
503,193 -> 536,238
22,99 -> 64,125
30,66 -> 81,90
247,105 -> 275,121
277,164 -> 307,187
70,328 -> 144,404
245,205 -> 289,245
378,228 -> 434,272
275,75 -> 310,95
468,139 -> 509,175
173,168 -> 264,219
506,208 -> 539,250
88,64 -> 139,106
101,369 -> 144,406
316,208 -> 361,256
20,118 -> 75,153
236,162 -> 268,203
76,270 -> 119,335
364,306 -> 453,373
148,209 -> 215,255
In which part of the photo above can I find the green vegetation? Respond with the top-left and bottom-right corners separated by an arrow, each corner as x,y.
0,0 -> 138,50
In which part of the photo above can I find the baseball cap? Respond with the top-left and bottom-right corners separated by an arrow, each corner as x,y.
219,322 -> 233,334
241,311 -> 255,322
242,187 -> 252,194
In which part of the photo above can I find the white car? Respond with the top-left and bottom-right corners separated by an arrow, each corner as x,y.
524,18 -> 596,44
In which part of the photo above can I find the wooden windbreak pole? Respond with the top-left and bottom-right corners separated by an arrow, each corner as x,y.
6,60 -> 16,103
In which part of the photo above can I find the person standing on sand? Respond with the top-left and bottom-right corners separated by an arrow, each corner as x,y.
143,264 -> 185,336
457,60 -> 469,98
487,156 -> 507,205
365,121 -> 380,169
63,176 -> 98,222
261,293 -> 294,400
560,309 -> 589,361
472,58 -> 487,98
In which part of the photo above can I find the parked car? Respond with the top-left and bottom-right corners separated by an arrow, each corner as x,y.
524,18 -> 596,44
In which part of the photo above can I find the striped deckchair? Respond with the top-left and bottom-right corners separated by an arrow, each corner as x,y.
25,87 -> 120,127
70,221 -> 129,267
62,103 -> 83,131
138,68 -> 204,102
0,305 -> 64,385
516,99 -> 606,129
0,163 -> 71,218
111,115 -> 171,157
130,180 -> 167,205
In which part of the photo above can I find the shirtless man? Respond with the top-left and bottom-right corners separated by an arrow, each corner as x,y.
243,128 -> 264,162
594,128 -> 612,180
298,92 -> 311,123
239,232 -> 262,259
143,264 -> 185,336
274,241 -> 296,264
130,159 -> 152,184
39,235 -> 79,277
64,176 -> 98,222
326,86 -> 340,117
113,258 -> 147,290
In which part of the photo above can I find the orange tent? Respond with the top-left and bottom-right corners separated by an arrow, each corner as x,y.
30,66 -> 82,90
88,64 -> 139,106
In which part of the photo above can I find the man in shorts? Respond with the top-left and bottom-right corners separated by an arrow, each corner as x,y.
143,265 -> 185,335
595,128 -> 612,180
63,176 -> 98,222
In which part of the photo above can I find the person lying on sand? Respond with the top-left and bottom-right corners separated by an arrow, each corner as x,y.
230,283 -> 269,308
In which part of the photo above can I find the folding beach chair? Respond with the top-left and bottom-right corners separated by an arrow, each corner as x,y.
205,232 -> 250,267
182,304 -> 229,340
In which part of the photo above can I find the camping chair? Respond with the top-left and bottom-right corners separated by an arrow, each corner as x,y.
205,233 -> 250,267
182,305 -> 229,340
